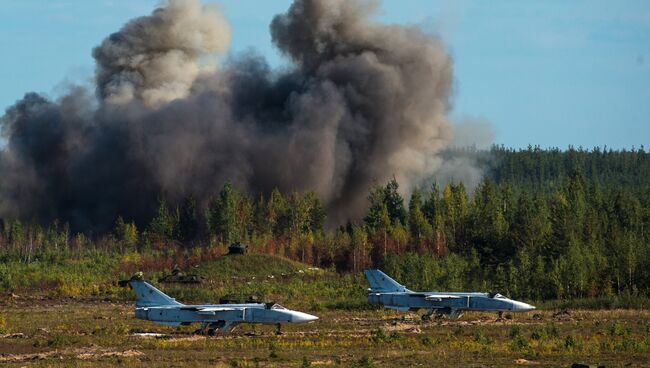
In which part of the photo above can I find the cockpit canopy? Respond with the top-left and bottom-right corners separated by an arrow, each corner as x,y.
488,292 -> 508,299
266,303 -> 287,310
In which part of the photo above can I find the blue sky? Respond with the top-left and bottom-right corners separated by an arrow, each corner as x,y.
0,0 -> 648,149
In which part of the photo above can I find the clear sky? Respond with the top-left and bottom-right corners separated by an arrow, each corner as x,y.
0,0 -> 648,149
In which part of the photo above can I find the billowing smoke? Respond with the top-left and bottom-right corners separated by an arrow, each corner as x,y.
93,0 -> 230,106
0,0 -> 467,232
433,116 -> 494,191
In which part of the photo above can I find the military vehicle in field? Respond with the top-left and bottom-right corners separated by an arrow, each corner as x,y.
218,293 -> 265,304
228,242 -> 247,255
158,265 -> 203,284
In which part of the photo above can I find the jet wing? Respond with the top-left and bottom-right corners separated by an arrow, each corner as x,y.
196,307 -> 240,315
424,295 -> 462,302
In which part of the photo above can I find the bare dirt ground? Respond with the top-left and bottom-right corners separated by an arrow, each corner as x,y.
1,297 -> 650,367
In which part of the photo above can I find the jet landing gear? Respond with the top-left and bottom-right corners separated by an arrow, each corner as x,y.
194,321 -> 236,335
422,308 -> 463,321
421,309 -> 443,321
193,322 -> 210,335
448,310 -> 464,320
275,323 -> 283,335
495,311 -> 504,322
421,310 -> 435,321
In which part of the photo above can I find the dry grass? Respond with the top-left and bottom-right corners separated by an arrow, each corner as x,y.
1,297 -> 650,367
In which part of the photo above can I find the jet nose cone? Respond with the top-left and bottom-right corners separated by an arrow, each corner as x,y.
290,311 -> 319,323
513,301 -> 536,312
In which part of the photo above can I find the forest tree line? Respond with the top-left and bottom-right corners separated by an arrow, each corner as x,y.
1,146 -> 649,300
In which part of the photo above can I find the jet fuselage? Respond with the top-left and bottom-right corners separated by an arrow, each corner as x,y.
127,278 -> 317,333
368,291 -> 535,313
364,269 -> 535,319
135,303 -> 318,325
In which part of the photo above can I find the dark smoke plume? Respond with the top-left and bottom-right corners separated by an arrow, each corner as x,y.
0,0 -> 462,232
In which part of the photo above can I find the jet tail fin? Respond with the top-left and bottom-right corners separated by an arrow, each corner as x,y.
128,279 -> 182,307
363,269 -> 411,293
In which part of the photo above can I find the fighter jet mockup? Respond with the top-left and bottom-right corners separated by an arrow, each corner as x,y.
364,269 -> 535,320
124,277 -> 318,334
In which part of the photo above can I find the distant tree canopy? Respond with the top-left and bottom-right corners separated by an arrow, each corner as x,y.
1,146 -> 649,300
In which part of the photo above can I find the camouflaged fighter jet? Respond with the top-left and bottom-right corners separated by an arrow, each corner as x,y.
364,269 -> 535,320
125,278 -> 318,334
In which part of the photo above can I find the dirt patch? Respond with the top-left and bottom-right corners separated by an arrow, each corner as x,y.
0,333 -> 27,339
0,346 -> 145,363
131,332 -> 212,342
384,322 -> 422,333
0,351 -> 59,363
311,359 -> 336,366
132,332 -> 169,338
553,309 -> 573,321
76,348 -> 144,360
514,358 -> 539,365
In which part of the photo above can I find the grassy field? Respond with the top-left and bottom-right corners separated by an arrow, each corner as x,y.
2,253 -> 650,366
1,298 -> 650,367
0,253 -> 370,311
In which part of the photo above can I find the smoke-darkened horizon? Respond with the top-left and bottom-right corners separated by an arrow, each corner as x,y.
0,0 -> 486,232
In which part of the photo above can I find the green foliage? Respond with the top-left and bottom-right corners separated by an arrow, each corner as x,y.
379,252 -> 473,292
564,334 -> 577,350
148,199 -> 176,239
408,189 -> 433,247
617,335 -> 642,352
510,334 -> 529,350
349,356 -> 374,368
177,197 -> 199,244
114,216 -> 138,249
34,334 -> 79,348
369,328 -> 403,344
301,356 -> 312,368
268,340 -> 279,359
206,182 -> 250,244
474,329 -> 493,345
0,263 -> 13,291
364,184 -> 390,233
370,328 -> 388,344
196,254 -> 305,278
420,335 -> 436,346
530,326 -> 546,340
365,179 -> 406,229
509,325 -> 522,339
609,321 -> 630,337
1,147 -> 650,303
545,322 -> 559,338
92,323 -> 129,336
0,314 -> 7,334
388,331 -> 402,341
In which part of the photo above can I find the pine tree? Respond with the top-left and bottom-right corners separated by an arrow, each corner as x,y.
384,178 -> 407,226
364,183 -> 387,232
422,182 -> 440,225
206,182 -> 244,244
177,196 -> 199,244
408,189 -> 433,250
114,216 -> 138,250
307,193 -> 326,234
148,199 -> 175,240
267,188 -> 287,237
